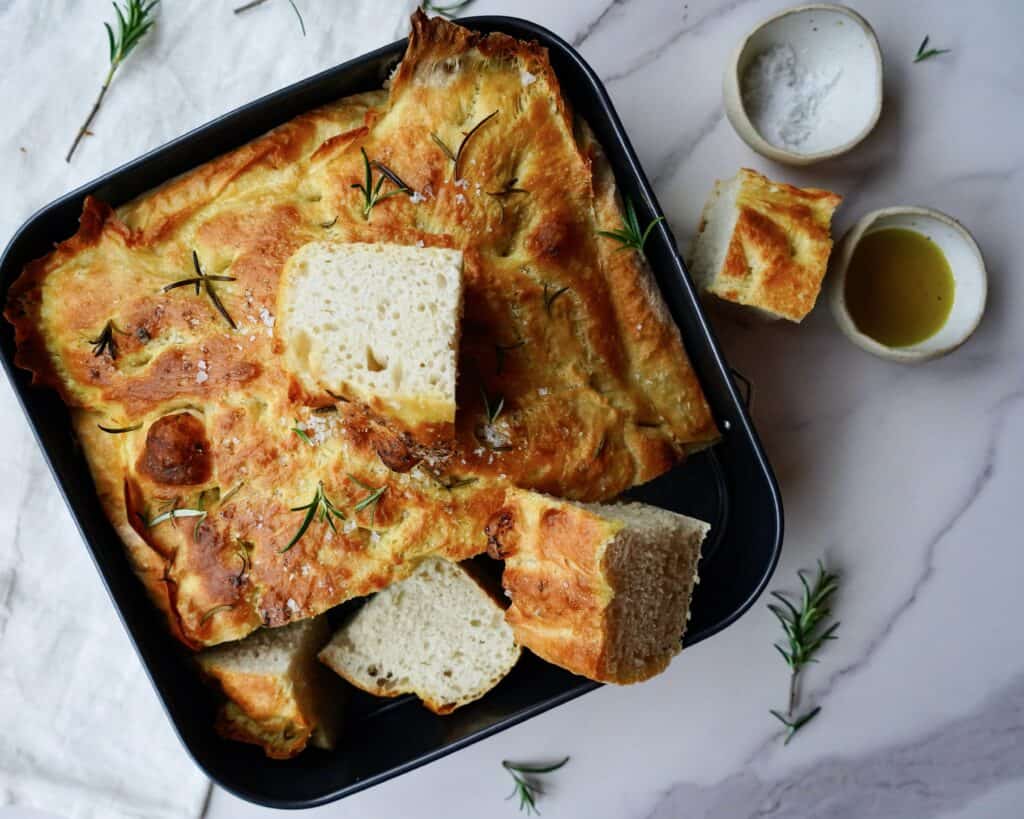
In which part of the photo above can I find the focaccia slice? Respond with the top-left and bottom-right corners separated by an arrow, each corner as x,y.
688,168 -> 842,321
486,489 -> 708,684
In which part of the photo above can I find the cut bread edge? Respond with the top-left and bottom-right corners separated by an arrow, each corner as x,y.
319,557 -> 520,714
196,617 -> 342,758
487,490 -> 709,684
278,240 -> 464,442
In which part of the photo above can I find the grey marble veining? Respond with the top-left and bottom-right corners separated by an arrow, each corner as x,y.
1,1 -> 1022,818
647,672 -> 1024,819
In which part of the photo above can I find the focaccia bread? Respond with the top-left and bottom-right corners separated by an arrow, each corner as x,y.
319,557 -> 520,714
687,168 -> 842,321
485,490 -> 708,684
278,241 -> 465,442
5,13 -> 715,649
196,617 -> 342,759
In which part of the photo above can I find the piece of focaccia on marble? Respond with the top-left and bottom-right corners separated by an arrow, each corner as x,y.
688,168 -> 842,321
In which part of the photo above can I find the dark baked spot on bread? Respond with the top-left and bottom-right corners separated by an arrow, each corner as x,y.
484,507 -> 518,559
138,412 -> 212,486
525,215 -> 579,260
374,430 -> 421,473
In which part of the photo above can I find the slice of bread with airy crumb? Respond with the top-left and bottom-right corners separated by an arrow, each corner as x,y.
196,617 -> 342,759
485,490 -> 709,684
687,168 -> 841,322
279,241 -> 463,441
318,558 -> 520,714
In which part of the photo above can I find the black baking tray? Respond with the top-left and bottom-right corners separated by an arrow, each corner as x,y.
0,16 -> 782,809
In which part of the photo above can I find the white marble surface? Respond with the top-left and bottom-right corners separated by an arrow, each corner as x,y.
1,0 -> 1023,817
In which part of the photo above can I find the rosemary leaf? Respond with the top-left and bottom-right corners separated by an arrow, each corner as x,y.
234,0 -> 305,36
370,159 -> 413,193
147,507 -> 206,528
542,283 -> 570,315
430,132 -> 457,162
199,603 -> 235,625
353,486 -> 386,513
488,178 -> 529,198
495,339 -> 525,375
97,422 -> 142,434
480,385 -> 505,425
454,110 -> 498,180
292,425 -> 314,446
770,706 -> 822,745
914,35 -> 951,62
220,481 -> 245,505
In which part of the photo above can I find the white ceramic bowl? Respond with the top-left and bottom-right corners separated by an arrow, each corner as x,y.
829,207 -> 987,362
723,4 -> 883,165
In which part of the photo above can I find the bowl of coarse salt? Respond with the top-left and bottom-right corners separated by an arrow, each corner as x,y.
723,3 -> 883,165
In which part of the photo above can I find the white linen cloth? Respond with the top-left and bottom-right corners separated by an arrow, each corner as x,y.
0,1 -> 411,816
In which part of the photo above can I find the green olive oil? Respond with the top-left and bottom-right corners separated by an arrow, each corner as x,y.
844,228 -> 955,347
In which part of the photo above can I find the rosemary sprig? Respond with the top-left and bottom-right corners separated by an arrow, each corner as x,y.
97,421 -> 142,434
88,320 -> 125,360
597,198 -> 664,252
502,757 -> 569,816
480,385 -> 505,425
914,35 -> 951,63
348,474 -> 388,520
542,283 -> 570,315
162,251 -> 238,329
495,339 -> 525,376
292,424 -> 314,446
454,110 -> 498,180
199,603 -> 235,625
282,480 -> 346,553
421,0 -> 475,18
352,147 -> 410,219
768,560 -> 840,744
234,0 -> 305,36
66,0 -> 159,162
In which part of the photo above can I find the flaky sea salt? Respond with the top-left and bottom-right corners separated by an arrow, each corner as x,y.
520,69 -> 537,86
741,43 -> 841,152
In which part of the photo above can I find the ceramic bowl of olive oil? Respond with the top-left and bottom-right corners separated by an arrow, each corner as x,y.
829,207 -> 987,362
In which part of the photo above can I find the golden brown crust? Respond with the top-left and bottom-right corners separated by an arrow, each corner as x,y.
6,15 -> 715,649
487,490 -> 618,681
703,168 -> 841,322
488,490 -> 705,684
